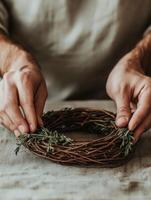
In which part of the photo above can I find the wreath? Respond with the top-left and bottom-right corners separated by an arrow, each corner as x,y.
15,108 -> 135,168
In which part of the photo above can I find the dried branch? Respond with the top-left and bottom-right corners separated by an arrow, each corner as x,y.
15,108 -> 135,167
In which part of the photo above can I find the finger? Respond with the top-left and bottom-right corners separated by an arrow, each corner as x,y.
17,78 -> 38,132
133,113 -> 151,143
5,104 -> 29,133
35,82 -> 48,126
0,111 -> 15,131
130,102 -> 137,113
128,89 -> 151,131
14,130 -> 21,137
19,95 -> 37,132
0,112 -> 24,137
3,81 -> 29,134
115,93 -> 131,127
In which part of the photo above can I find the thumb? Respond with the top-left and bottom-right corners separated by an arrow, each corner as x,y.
115,95 -> 131,127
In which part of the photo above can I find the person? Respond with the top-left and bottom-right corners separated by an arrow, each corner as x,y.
0,0 -> 151,143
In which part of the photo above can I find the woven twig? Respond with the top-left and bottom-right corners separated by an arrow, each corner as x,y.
15,108 -> 135,167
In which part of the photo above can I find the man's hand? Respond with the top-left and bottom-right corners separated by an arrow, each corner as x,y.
0,33 -> 48,137
106,50 -> 151,143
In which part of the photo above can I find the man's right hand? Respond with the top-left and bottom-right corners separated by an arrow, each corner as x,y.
0,33 -> 48,137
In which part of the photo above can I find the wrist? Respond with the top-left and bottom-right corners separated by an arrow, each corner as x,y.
117,52 -> 145,75
131,32 -> 151,73
0,33 -> 39,76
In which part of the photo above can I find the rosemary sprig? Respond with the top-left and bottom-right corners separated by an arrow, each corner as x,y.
15,127 -> 73,155
15,108 -> 135,167
15,126 -> 134,157
118,128 -> 134,156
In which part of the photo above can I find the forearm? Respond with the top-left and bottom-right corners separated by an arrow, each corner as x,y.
130,31 -> 151,73
0,32 -> 37,76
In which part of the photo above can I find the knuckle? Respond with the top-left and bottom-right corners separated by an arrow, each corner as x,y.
0,110 -> 5,116
20,70 -> 33,83
21,100 -> 33,107
9,124 -> 17,131
3,102 -> 15,112
3,102 -> 11,111
119,84 -> 129,94
3,72 -> 13,82
113,84 -> 128,98
118,106 -> 129,115
31,124 -> 37,132
14,118 -> 21,125
144,77 -> 151,87
14,118 -> 24,127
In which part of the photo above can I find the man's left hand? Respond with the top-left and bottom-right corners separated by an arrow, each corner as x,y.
106,51 -> 151,143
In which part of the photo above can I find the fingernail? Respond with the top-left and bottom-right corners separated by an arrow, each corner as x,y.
30,124 -> 36,132
133,137 -> 138,144
116,117 -> 129,127
14,130 -> 21,137
18,125 -> 27,133
129,123 -> 136,131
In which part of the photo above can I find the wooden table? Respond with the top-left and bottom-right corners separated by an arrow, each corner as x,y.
0,100 -> 151,200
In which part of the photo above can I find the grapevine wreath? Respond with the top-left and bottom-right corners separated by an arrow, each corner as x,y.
15,107 -> 135,168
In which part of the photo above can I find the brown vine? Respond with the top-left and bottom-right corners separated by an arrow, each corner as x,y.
15,108 -> 135,168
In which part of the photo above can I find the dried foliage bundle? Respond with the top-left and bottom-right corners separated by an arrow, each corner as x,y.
15,108 -> 135,167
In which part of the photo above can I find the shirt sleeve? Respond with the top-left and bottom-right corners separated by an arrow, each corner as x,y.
0,1 -> 9,34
